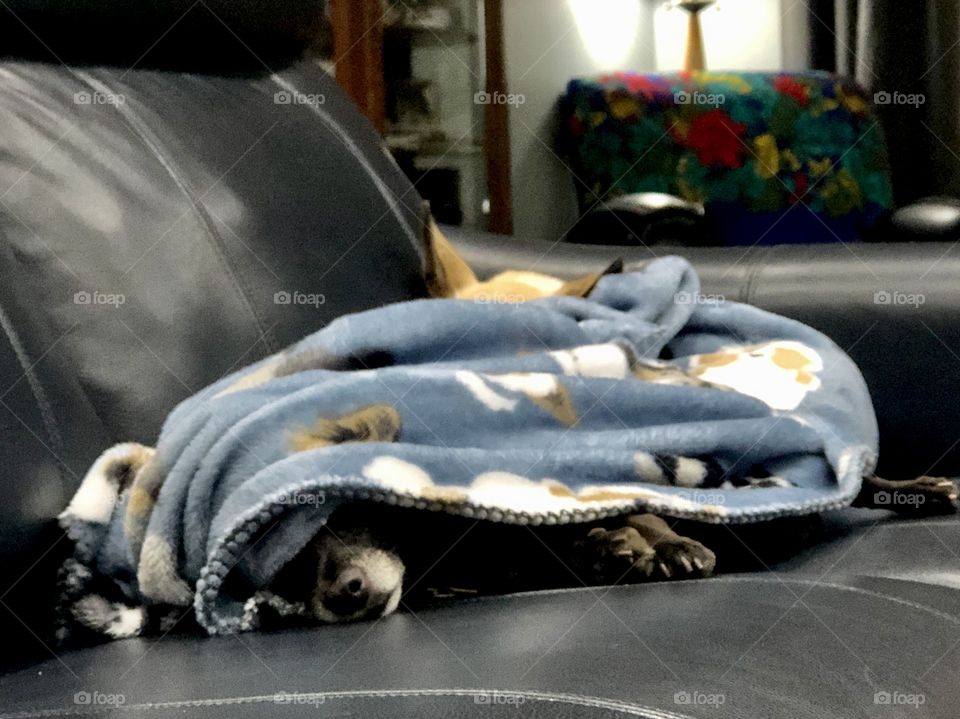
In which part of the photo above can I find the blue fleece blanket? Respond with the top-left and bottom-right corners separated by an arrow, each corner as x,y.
58,257 -> 877,638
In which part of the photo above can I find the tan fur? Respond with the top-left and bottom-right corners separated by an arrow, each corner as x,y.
424,220 -> 480,298
122,446 -> 162,542
424,218 -> 622,302
105,445 -> 154,492
216,359 -> 281,397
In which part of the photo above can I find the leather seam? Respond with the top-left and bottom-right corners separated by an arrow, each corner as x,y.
0,689 -> 692,719
708,575 -> 960,625
73,71 -> 279,356
269,75 -> 426,260
740,247 -> 771,304
0,300 -> 65,465
445,575 -> 960,624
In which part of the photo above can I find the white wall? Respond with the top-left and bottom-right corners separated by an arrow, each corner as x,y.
780,0 -> 811,71
502,0 -> 657,242
502,0 -> 790,242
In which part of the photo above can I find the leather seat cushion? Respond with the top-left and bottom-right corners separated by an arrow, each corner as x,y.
3,511 -> 957,718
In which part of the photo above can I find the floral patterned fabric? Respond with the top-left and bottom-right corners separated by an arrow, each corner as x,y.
561,71 -> 894,245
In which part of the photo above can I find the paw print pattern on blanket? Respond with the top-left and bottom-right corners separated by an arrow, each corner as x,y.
289,404 -> 402,453
688,341 -> 824,411
455,371 -> 578,426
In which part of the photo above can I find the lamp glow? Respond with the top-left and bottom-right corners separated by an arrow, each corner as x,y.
567,0 -> 642,70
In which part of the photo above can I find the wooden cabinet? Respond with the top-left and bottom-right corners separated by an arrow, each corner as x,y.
330,0 -> 512,233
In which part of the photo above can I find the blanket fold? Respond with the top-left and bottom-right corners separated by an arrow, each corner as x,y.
59,256 -> 877,638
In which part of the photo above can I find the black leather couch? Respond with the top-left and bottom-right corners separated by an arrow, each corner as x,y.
0,4 -> 958,718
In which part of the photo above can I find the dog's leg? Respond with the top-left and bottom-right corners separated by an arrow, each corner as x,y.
855,475 -> 958,515
577,514 -> 716,584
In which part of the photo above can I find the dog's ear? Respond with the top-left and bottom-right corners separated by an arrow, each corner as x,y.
557,258 -> 624,298
422,214 -> 478,298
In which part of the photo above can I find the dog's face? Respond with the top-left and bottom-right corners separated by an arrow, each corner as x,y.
308,529 -> 405,623
423,219 -> 622,302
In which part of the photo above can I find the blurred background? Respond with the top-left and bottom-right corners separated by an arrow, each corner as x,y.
318,1 -> 959,246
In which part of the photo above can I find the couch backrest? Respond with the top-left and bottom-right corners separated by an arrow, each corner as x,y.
0,55 -> 429,658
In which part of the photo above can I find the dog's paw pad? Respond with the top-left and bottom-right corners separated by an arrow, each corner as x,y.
651,537 -> 716,579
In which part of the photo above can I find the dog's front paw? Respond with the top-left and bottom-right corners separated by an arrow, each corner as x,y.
581,526 -> 658,583
649,536 -> 716,579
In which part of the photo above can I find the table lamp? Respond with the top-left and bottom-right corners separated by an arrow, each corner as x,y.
668,0 -> 718,71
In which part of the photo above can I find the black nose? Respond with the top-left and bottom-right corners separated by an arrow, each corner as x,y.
325,568 -> 369,616
341,569 -> 366,597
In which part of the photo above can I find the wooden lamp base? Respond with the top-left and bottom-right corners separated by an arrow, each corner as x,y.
674,0 -> 717,72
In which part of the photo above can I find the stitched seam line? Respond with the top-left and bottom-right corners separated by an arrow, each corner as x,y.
74,71 -> 277,354
0,300 -> 64,460
707,575 -> 960,625
0,688 -> 693,719
740,247 -> 772,304
269,75 -> 424,255
446,575 -> 960,626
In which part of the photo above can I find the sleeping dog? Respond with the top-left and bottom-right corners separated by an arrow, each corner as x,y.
274,502 -> 720,625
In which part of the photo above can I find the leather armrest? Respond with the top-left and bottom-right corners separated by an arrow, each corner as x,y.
443,225 -> 960,481
564,193 -> 709,247
887,197 -> 960,242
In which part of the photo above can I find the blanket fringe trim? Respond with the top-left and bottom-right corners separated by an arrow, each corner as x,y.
196,447 -> 872,634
